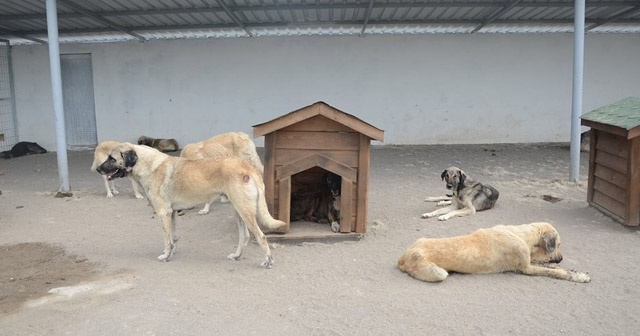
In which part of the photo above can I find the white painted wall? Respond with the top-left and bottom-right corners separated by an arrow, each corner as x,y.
10,34 -> 640,149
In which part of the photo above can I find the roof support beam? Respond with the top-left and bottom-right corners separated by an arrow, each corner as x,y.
0,29 -> 47,44
570,0 -> 586,182
215,0 -> 253,37
471,0 -> 523,33
45,0 -> 70,193
58,0 -> 146,41
586,5 -> 640,31
360,0 -> 376,36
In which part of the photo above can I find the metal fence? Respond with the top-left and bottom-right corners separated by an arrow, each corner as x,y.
0,39 -> 17,152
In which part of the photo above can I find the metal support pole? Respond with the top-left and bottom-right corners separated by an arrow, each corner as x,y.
46,0 -> 70,192
570,0 -> 585,182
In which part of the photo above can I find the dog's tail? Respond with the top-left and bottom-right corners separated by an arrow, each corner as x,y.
254,175 -> 287,234
483,185 -> 500,209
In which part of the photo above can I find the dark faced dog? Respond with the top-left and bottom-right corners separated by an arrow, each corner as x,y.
422,166 -> 499,221
97,142 -> 286,268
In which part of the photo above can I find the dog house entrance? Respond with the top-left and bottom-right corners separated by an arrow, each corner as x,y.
289,167 -> 342,235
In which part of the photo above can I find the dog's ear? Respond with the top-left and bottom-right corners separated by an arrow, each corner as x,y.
440,170 -> 447,181
458,171 -> 466,185
541,231 -> 557,252
122,150 -> 138,171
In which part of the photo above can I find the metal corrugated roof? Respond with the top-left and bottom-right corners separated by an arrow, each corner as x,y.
0,0 -> 639,45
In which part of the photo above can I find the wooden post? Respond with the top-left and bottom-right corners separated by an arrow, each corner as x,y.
627,138 -> 640,226
356,134 -> 370,233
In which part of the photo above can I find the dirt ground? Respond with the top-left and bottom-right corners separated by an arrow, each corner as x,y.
1,143 -> 639,335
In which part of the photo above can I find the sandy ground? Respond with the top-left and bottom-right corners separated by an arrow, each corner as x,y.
1,144 -> 639,335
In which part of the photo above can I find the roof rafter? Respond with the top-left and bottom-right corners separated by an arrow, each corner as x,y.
360,0 -> 376,36
214,0 -> 253,37
471,0 -> 524,33
0,28 -> 47,44
587,5 -> 640,30
58,0 -> 146,41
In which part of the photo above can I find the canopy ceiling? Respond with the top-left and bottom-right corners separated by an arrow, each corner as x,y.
1,0 -> 639,45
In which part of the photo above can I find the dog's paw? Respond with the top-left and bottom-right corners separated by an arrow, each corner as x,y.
197,209 -> 210,215
421,212 -> 435,219
227,253 -> 241,261
260,256 -> 274,269
111,189 -> 119,195
157,254 -> 170,262
437,215 -> 449,221
331,221 -> 340,233
135,194 -> 144,199
106,193 -> 114,198
570,271 -> 591,283
219,195 -> 229,203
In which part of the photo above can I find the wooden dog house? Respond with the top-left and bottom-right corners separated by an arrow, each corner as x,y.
253,101 -> 384,238
581,97 -> 640,226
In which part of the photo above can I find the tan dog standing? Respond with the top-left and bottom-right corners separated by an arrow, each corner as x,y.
97,142 -> 286,268
398,222 -> 590,283
180,132 -> 264,214
90,141 -> 144,199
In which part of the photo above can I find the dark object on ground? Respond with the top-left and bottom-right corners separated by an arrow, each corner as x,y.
581,130 -> 590,152
1,142 -> 47,159
137,136 -> 179,152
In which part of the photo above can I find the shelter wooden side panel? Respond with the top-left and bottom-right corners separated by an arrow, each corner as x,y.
627,138 -> 640,226
275,149 -> 359,167
278,176 -> 292,227
582,120 -> 629,138
356,135 -> 371,233
275,131 -> 360,151
339,179 -> 353,233
281,115 -> 355,133
275,157 -> 357,183
596,132 -> 628,159
594,163 -> 628,189
587,130 -> 597,203
595,150 -> 627,174
593,178 -> 626,202
593,190 -> 625,219
263,133 -> 276,214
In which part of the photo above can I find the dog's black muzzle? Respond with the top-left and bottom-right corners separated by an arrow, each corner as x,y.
550,255 -> 563,264
97,161 -> 126,181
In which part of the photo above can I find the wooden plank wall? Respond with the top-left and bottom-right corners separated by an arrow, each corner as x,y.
591,131 -> 629,222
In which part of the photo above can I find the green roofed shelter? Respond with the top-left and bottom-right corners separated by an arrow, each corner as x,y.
581,97 -> 640,226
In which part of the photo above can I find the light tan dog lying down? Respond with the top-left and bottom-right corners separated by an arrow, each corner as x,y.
398,222 -> 590,283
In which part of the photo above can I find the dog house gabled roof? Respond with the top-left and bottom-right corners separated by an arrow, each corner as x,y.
581,96 -> 640,139
253,101 -> 384,142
